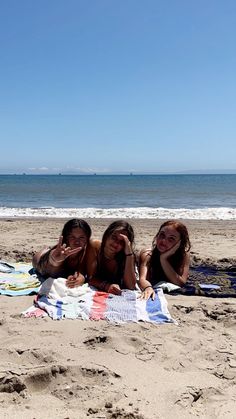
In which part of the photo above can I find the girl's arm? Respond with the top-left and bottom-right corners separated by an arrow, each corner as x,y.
66,271 -> 86,288
123,253 -> 136,290
33,235 -> 82,278
87,240 -> 123,295
65,239 -> 101,289
120,234 -> 136,290
86,240 -> 122,294
160,242 -> 190,286
89,277 -> 122,295
88,273 -> 122,295
32,247 -> 65,277
139,250 -> 155,300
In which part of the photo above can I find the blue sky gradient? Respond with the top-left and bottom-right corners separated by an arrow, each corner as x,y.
0,0 -> 236,174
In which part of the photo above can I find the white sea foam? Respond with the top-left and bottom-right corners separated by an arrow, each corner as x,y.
0,207 -> 235,220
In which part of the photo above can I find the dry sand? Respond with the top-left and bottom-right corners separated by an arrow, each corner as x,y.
0,218 -> 236,419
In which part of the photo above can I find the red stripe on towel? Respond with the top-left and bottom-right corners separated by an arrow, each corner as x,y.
90,291 -> 109,320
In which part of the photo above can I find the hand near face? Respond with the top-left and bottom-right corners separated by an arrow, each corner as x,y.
119,233 -> 132,255
106,283 -> 122,295
160,240 -> 181,260
66,271 -> 85,288
51,236 -> 83,263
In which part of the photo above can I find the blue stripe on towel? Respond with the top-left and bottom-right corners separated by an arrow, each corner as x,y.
56,300 -> 63,319
25,286 -> 175,324
146,289 -> 171,323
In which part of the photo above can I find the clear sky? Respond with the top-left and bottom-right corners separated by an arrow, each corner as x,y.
0,0 -> 236,174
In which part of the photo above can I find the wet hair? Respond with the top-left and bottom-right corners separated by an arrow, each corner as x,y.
62,219 -> 92,245
98,220 -> 135,282
148,220 -> 191,281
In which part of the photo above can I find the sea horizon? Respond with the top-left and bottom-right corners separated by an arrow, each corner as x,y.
1,171 -> 236,176
0,174 -> 236,220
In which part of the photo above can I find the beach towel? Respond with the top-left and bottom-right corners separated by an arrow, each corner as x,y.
23,277 -> 175,324
0,262 -> 41,296
0,260 -> 15,273
170,266 -> 236,298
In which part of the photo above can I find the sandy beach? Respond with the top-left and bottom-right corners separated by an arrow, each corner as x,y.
0,218 -> 236,419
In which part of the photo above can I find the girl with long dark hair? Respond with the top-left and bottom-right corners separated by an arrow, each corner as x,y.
89,220 -> 136,295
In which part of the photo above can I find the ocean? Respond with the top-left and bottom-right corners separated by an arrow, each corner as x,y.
0,174 -> 236,220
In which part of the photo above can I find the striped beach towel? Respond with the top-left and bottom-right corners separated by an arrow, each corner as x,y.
23,279 -> 175,324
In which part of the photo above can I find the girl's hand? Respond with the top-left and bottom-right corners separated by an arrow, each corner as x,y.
140,286 -> 155,300
160,240 -> 181,260
66,272 -> 85,288
106,283 -> 122,295
119,233 -> 132,255
51,236 -> 82,263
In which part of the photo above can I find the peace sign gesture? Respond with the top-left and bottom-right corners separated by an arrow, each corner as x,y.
50,236 -> 83,264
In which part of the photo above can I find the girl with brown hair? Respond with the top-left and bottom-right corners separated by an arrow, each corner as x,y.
139,220 -> 191,300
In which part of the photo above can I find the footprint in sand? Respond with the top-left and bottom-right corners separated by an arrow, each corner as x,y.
83,334 -> 110,348
105,407 -> 145,419
51,364 -> 122,409
0,375 -> 26,394
175,386 -> 226,409
201,304 -> 236,323
24,364 -> 68,392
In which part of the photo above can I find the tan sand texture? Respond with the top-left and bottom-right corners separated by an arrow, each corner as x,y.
0,218 -> 236,419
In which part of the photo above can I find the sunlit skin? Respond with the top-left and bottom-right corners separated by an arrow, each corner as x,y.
68,230 -> 131,293
155,226 -> 181,254
104,231 -> 131,259
139,225 -> 190,300
50,227 -> 88,261
32,219 -> 101,290
49,227 -> 89,288
88,227 -> 136,295
103,230 -> 133,295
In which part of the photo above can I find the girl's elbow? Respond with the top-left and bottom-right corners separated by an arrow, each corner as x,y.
178,275 -> 188,287
124,277 -> 136,290
130,282 -> 136,290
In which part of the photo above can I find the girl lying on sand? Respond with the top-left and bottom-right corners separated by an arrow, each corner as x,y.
33,219 -> 137,295
33,219 -> 190,300
139,220 -> 191,300
88,220 -> 136,295
32,218 -> 100,288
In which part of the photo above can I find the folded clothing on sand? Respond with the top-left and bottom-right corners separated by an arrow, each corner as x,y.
23,277 -> 175,324
0,260 -> 15,273
170,266 -> 236,298
153,281 -> 180,293
0,263 -> 41,296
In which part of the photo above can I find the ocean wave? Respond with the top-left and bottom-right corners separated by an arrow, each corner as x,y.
0,207 -> 236,220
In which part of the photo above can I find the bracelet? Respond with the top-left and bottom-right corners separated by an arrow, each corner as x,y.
125,252 -> 133,257
143,285 -> 153,291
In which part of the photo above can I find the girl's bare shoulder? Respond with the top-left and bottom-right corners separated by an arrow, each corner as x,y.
184,252 -> 190,264
89,238 -> 101,250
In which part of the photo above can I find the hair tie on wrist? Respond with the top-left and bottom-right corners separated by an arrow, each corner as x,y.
125,252 -> 133,257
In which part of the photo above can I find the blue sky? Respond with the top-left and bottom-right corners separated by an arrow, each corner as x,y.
0,0 -> 236,174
